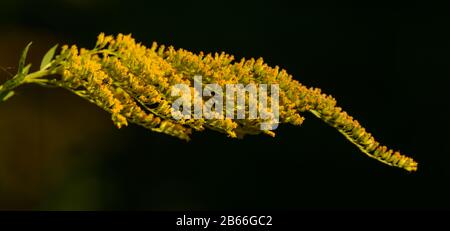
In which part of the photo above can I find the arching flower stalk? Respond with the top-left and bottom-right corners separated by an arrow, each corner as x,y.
0,33 -> 418,172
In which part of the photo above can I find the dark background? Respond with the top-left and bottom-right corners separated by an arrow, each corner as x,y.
0,1 -> 449,210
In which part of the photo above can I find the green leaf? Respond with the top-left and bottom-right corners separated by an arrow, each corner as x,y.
18,42 -> 32,75
40,44 -> 58,70
23,64 -> 32,75
0,90 -> 15,102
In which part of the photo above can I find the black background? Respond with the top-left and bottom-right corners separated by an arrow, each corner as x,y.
0,1 -> 449,210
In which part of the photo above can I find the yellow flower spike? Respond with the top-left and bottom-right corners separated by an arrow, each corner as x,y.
0,33 -> 418,172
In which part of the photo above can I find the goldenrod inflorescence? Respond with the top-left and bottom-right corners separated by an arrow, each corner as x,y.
0,33 -> 418,172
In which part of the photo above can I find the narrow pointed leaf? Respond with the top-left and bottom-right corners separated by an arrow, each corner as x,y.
18,42 -> 32,75
40,44 -> 58,70
0,90 -> 15,101
23,64 -> 32,75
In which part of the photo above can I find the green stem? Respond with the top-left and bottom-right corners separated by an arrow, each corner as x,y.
0,68 -> 59,102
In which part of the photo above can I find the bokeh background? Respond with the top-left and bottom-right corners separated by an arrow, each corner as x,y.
0,1 -> 449,210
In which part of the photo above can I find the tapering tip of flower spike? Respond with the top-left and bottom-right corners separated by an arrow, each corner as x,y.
309,107 -> 418,172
